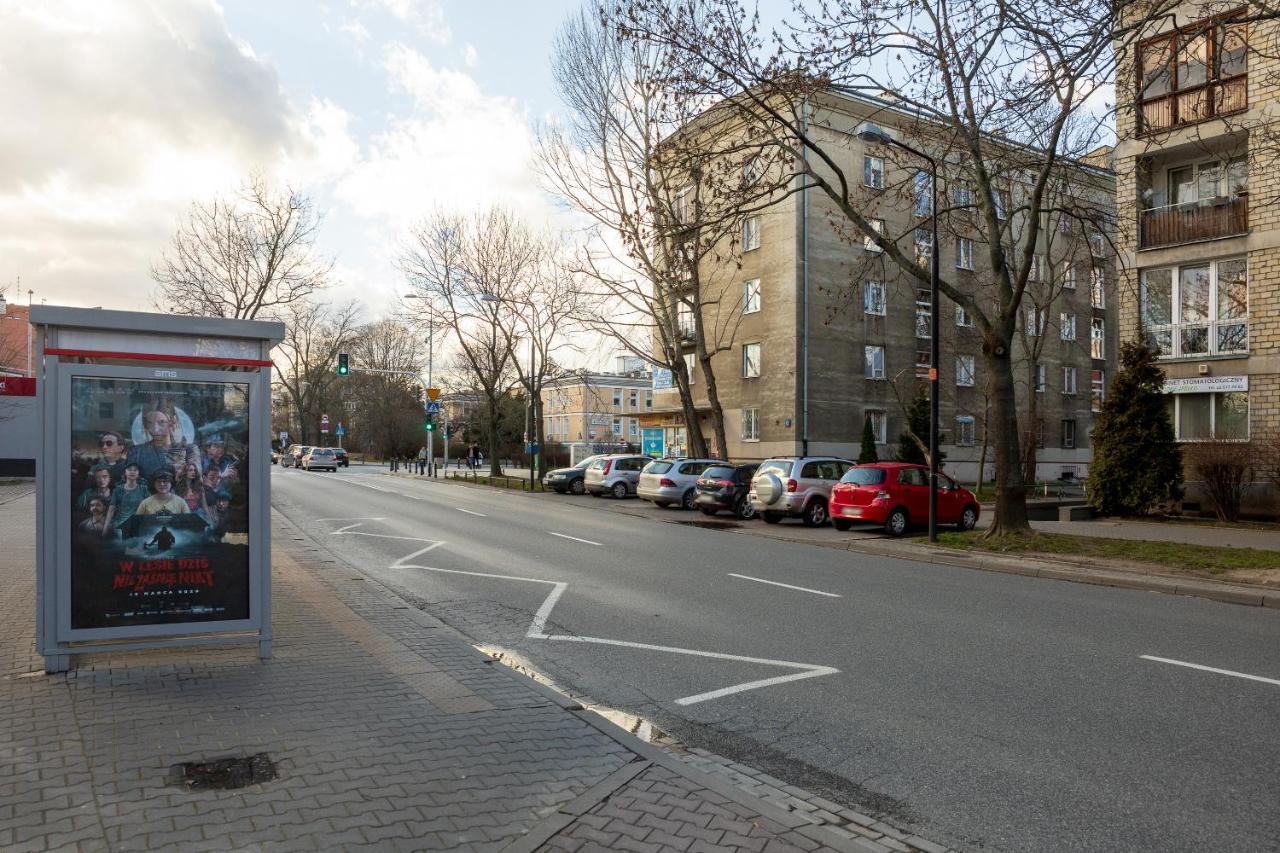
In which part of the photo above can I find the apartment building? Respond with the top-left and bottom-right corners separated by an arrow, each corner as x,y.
646,89 -> 1117,481
1116,5 -> 1272,501
541,372 -> 653,456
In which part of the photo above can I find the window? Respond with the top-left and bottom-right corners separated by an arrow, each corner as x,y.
673,187 -> 691,224
1062,366 -> 1078,395
864,218 -> 885,253
865,345 -> 885,380
955,415 -> 976,446
1142,258 -> 1248,359
994,189 -> 1009,220
956,238 -> 973,270
1061,261 -> 1077,289
913,170 -> 932,216
1026,306 -> 1046,336
630,419 -> 639,437
629,390 -> 638,409
684,352 -> 696,385
956,303 -> 974,327
1091,369 -> 1105,412
677,301 -> 695,338
612,417 -> 623,435
916,307 -> 931,339
1090,267 -> 1106,308
915,350 -> 931,379
863,280 -> 886,316
1035,363 -> 1047,393
742,343 -> 761,378
743,157 -> 763,186
1091,318 -> 1105,359
1061,313 -> 1077,341
1137,18 -> 1248,133
645,391 -> 653,409
863,155 -> 884,189
741,407 -> 760,441
613,389 -> 623,407
1029,255 -> 1044,282
952,183 -> 973,207
956,355 -> 975,387
865,409 -> 887,443
742,216 -> 761,251
1167,158 -> 1248,204
743,279 -> 761,314
1058,215 -> 1071,234
914,228 -> 933,267
1169,391 -> 1249,440
1062,419 -> 1077,449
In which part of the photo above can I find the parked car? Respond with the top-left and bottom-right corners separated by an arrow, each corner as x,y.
543,455 -> 607,495
326,447 -> 349,467
301,447 -> 338,472
693,463 -> 760,519
637,458 -> 725,509
584,454 -> 650,498
830,463 -> 980,536
279,444 -> 306,468
749,456 -> 854,527
271,448 -> 281,465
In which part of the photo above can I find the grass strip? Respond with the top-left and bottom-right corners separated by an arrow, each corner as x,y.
935,531 -> 1280,574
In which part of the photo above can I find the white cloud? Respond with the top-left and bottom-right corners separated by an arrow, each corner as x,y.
338,17 -> 372,54
351,0 -> 450,43
463,43 -> 478,67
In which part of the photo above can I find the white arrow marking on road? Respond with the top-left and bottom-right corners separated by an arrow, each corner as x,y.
328,521 -> 838,706
1140,655 -> 1280,687
548,532 -> 603,547
727,573 -> 842,598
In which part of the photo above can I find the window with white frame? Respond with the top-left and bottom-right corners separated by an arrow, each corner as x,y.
863,155 -> 884,189
863,280 -> 886,316
742,407 -> 760,441
1062,419 -> 1077,449
630,419 -> 639,437
1026,306 -> 1046,336
742,343 -> 761,378
915,350 -> 931,379
956,303 -> 974,327
629,390 -> 638,409
1090,267 -> 1106,308
916,307 -> 931,339
956,238 -> 973,270
866,409 -> 887,443
742,216 -> 761,252
864,218 -> 886,253
612,417 -> 623,435
1030,254 -> 1044,281
613,389 -> 623,407
952,183 -> 974,207
955,415 -> 976,446
645,391 -> 653,408
1091,317 -> 1105,359
1061,261 -> 1077,288
742,278 -> 761,314
1089,232 -> 1106,257
677,301 -> 695,338
865,345 -> 886,380
684,352 -> 696,385
1169,391 -> 1249,440
1167,158 -> 1248,206
673,187 -> 691,224
914,228 -> 932,267
956,355 -> 975,387
1058,215 -> 1071,234
1061,366 -> 1078,394
743,157 -> 763,186
913,170 -> 932,216
994,189 -> 1009,219
1060,313 -> 1077,341
1091,369 -> 1105,412
1035,363 -> 1047,392
1141,258 -> 1247,359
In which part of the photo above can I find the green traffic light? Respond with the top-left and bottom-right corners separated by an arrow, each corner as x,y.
337,353 -> 350,375
425,420 -> 435,432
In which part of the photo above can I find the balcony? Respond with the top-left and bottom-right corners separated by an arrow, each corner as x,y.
1139,193 -> 1247,249
1139,75 -> 1247,135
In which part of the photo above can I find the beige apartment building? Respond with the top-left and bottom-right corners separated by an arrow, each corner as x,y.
541,371 -> 653,457
1116,4 -> 1275,505
646,89 -> 1117,482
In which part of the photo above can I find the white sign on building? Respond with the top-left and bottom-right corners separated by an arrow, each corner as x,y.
1163,375 -> 1248,394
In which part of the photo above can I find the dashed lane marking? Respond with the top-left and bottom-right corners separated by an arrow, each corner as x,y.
548,532 -> 602,547
456,507 -> 487,517
727,573 -> 842,598
1141,655 -> 1280,688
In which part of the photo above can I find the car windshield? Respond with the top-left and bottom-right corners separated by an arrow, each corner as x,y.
841,467 -> 887,485
757,460 -> 792,477
701,466 -> 736,479
644,461 -> 673,474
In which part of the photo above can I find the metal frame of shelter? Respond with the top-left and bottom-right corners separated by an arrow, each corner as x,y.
31,306 -> 284,673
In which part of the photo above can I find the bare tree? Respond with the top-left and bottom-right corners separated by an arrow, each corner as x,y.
151,173 -> 332,319
271,299 -> 362,446
345,319 -> 427,459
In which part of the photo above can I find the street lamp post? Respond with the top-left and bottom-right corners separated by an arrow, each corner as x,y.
858,125 -> 941,542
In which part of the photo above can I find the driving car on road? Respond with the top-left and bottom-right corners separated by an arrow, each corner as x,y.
326,446 -> 349,467
830,462 -> 980,535
584,454 -> 649,498
749,456 -> 854,527
637,458 -> 725,509
301,447 -> 338,472
280,444 -> 309,468
542,455 -> 607,494
692,463 -> 760,519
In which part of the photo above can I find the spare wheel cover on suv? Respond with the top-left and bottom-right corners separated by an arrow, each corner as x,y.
755,472 -> 783,505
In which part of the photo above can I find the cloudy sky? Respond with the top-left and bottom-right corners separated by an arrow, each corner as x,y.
0,0 -> 583,317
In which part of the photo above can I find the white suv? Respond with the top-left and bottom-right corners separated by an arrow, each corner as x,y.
749,456 -> 854,527
584,455 -> 650,498
637,458 -> 725,510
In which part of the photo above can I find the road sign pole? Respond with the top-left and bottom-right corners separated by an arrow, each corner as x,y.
426,323 -> 433,476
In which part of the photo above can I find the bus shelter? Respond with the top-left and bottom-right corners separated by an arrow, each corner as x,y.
31,306 -> 283,673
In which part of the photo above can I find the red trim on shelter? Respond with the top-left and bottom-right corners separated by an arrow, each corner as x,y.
0,377 -> 36,396
44,347 -> 272,368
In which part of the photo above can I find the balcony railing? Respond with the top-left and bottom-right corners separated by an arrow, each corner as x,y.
1138,193 -> 1248,249
1139,75 -> 1247,134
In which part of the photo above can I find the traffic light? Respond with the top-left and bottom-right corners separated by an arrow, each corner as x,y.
337,353 -> 349,375
425,417 -> 436,432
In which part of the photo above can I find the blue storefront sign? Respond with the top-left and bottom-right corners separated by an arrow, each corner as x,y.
652,368 -> 673,390
642,428 -> 665,458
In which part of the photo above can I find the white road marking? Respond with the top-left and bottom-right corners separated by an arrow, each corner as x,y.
727,573 -> 842,598
1141,655 -> 1280,688
548,532 -> 603,547
456,507 -> 487,517
315,516 -> 385,524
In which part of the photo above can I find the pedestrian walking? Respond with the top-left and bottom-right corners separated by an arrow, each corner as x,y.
417,446 -> 427,475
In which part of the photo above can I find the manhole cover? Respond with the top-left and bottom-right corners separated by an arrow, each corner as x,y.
170,753 -> 277,790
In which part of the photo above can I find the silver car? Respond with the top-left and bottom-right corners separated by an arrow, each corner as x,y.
637,458 -> 725,510
302,448 -> 338,472
749,456 -> 853,527
584,455 -> 649,498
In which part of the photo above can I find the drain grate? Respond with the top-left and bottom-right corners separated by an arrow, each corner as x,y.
169,753 -> 277,790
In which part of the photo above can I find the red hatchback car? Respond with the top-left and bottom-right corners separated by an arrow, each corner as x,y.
829,462 -> 980,536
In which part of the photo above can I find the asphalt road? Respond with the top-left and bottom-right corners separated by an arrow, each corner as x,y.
271,465 -> 1280,853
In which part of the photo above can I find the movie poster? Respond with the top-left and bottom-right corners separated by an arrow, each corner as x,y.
69,377 -> 251,630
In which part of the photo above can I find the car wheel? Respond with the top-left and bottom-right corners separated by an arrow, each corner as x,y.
958,505 -> 978,531
762,511 -> 784,524
885,507 -> 909,537
681,489 -> 697,511
735,498 -> 756,521
569,478 -> 586,495
832,519 -> 852,532
802,499 -> 828,527
611,481 -> 628,499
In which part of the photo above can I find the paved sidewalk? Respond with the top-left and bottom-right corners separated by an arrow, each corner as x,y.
0,493 -> 950,852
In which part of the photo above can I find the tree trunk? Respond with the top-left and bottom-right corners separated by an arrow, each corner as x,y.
534,393 -> 546,481
984,340 -> 1031,537
700,350 -> 728,460
1023,362 -> 1039,485
672,368 -> 708,457
487,395 -> 502,477
974,401 -> 990,494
